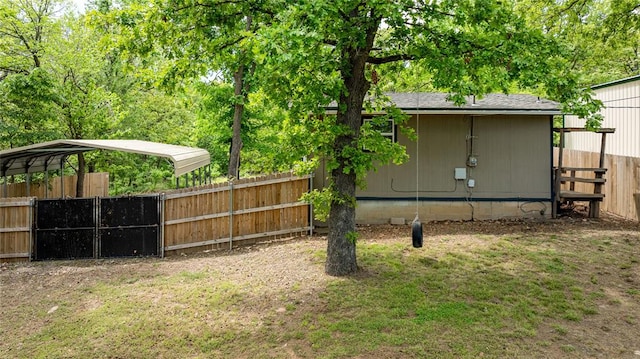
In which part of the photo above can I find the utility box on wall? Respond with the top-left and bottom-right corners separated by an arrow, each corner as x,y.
454,168 -> 467,180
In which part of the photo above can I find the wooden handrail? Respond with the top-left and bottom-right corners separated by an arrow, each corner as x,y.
553,127 -> 615,133
556,167 -> 607,173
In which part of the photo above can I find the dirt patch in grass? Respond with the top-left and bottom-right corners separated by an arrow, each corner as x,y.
1,212 -> 638,358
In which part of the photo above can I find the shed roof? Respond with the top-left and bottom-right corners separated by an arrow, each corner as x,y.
0,139 -> 211,177
326,92 -> 562,115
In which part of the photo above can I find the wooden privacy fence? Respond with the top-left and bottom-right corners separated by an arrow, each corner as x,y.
554,148 -> 640,221
0,197 -> 34,262
2,173 -> 109,198
163,173 -> 312,255
0,173 -> 312,262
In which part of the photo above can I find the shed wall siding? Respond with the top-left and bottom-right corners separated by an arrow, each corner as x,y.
355,114 -> 551,200
474,115 -> 551,197
564,79 -> 640,158
313,114 -> 553,222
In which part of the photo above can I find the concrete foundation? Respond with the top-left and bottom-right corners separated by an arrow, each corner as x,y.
354,200 -> 551,224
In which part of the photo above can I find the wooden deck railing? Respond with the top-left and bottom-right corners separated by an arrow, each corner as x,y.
553,127 -> 615,218
554,167 -> 607,217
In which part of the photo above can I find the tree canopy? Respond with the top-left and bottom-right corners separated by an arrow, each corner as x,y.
1,0 -> 637,275
246,0 -> 606,275
515,0 -> 639,85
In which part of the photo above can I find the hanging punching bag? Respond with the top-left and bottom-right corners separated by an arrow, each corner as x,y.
412,219 -> 423,248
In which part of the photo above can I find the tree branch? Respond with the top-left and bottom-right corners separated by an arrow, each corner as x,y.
367,54 -> 414,64
0,67 -> 30,78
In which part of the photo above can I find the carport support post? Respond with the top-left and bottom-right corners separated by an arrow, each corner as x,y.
60,156 -> 66,198
44,156 -> 54,198
26,173 -> 31,197
25,157 -> 38,197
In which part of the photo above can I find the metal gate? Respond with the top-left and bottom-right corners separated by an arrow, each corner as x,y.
33,195 -> 161,260
34,198 -> 96,260
99,196 -> 161,257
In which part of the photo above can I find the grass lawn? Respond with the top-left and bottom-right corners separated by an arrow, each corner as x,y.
1,218 -> 638,358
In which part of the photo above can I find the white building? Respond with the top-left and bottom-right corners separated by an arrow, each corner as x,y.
565,75 -> 640,158
562,75 -> 640,221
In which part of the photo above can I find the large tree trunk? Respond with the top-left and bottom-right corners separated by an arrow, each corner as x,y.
325,48 -> 372,276
227,16 -> 253,180
76,152 -> 85,198
325,168 -> 358,275
228,66 -> 244,179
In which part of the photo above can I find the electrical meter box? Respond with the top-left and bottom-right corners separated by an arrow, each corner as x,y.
454,168 -> 467,180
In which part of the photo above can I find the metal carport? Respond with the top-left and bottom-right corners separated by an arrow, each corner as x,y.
0,139 -> 211,197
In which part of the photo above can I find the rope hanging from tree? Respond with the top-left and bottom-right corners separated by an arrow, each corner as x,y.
412,92 -> 423,248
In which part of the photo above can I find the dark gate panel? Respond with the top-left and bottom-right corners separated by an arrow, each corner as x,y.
99,196 -> 160,257
34,198 -> 96,260
35,230 -> 94,260
100,227 -> 159,257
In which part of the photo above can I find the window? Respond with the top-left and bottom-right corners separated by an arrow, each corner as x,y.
363,116 -> 396,143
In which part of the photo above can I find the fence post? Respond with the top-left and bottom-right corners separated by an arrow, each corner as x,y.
309,173 -> 314,236
160,193 -> 165,258
94,196 -> 100,259
229,180 -> 234,250
28,197 -> 35,261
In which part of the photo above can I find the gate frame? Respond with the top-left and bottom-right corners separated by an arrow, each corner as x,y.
32,195 -> 163,261
97,194 -> 162,258
33,197 -> 98,261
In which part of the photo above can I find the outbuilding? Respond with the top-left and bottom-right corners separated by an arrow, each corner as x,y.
561,75 -> 640,221
315,92 -> 561,223
564,75 -> 639,158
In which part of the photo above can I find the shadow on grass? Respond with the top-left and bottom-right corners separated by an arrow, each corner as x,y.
289,229 -> 638,358
5,227 -> 637,359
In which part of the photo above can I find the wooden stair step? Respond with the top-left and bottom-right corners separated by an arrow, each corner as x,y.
560,177 -> 606,183
559,191 -> 605,200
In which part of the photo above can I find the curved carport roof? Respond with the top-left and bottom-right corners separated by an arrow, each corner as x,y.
0,139 -> 211,177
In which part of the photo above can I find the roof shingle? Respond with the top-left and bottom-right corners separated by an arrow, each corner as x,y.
326,92 -> 561,114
